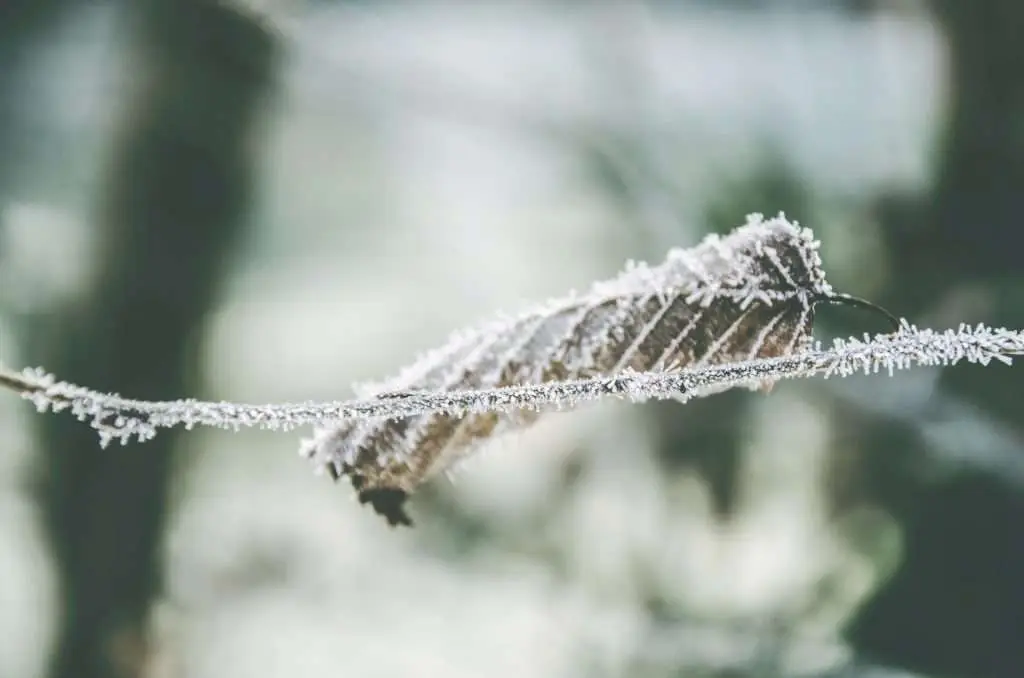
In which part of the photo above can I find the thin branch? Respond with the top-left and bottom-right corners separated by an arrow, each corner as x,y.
0,368 -> 45,395
1,321 -> 1021,450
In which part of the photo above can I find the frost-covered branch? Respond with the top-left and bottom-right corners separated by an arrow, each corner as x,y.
2,321 -> 1021,449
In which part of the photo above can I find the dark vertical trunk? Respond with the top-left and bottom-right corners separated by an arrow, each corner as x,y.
35,3 -> 277,678
0,0 -> 77,208
846,2 -> 1024,677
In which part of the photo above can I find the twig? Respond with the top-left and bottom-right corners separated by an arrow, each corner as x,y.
1,321 -> 1021,449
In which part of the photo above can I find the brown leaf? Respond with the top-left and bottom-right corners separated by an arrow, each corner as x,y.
303,214 -> 849,525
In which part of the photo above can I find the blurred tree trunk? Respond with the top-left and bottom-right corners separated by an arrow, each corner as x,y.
0,0 -> 77,213
33,3 -> 277,678
845,2 -> 1024,677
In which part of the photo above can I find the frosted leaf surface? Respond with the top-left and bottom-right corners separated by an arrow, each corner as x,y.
300,212 -> 835,524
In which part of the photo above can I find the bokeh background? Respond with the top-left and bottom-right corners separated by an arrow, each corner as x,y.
0,1 -> 1022,677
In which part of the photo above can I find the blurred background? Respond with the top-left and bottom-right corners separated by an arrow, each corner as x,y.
0,1 -> 1022,677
